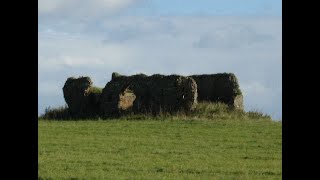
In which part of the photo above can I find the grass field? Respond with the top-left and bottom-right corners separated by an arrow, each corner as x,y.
38,119 -> 282,179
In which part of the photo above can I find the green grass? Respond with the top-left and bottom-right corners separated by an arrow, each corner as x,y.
41,105 -> 71,120
38,118 -> 282,179
40,102 -> 272,121
88,86 -> 103,94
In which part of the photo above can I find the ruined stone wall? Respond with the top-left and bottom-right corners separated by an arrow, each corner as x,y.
189,73 -> 243,110
99,73 -> 198,116
62,72 -> 243,118
62,77 -> 102,118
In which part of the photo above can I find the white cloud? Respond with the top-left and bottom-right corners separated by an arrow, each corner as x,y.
193,24 -> 274,49
62,56 -> 104,66
39,0 -> 139,18
38,30 -> 141,72
38,16 -> 282,119
241,81 -> 282,119
38,81 -> 63,96
242,82 -> 269,96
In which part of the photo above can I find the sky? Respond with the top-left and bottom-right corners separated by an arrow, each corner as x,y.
38,0 -> 282,120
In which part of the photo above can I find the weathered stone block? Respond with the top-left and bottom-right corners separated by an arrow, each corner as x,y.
62,76 -> 102,118
190,73 -> 243,110
100,73 -> 198,116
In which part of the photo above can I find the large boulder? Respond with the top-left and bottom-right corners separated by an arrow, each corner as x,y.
100,73 -> 198,116
62,76 -> 102,118
189,73 -> 243,110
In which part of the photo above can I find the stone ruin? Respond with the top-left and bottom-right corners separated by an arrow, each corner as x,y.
99,73 -> 198,117
62,77 -> 101,118
62,72 -> 243,118
190,73 -> 243,110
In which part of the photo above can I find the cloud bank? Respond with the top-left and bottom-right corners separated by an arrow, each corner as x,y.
39,15 -> 282,120
39,0 -> 140,16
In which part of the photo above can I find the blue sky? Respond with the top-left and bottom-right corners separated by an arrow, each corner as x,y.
38,0 -> 282,120
126,0 -> 282,16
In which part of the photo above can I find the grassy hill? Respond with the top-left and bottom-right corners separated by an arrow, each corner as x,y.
38,118 -> 281,179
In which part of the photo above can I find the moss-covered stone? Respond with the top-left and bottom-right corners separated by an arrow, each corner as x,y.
99,73 -> 198,117
62,77 -> 102,118
62,72 -> 243,118
111,72 -> 122,80
190,73 -> 243,110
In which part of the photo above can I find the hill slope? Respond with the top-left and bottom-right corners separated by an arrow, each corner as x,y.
38,119 -> 281,179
